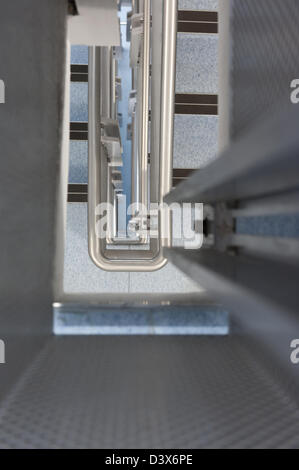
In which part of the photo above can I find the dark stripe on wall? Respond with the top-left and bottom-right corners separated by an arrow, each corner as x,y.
175,94 -> 218,115
71,74 -> 89,83
173,169 -> 196,188
70,132 -> 88,140
70,122 -> 88,131
69,95 -> 218,137
177,22 -> 218,34
68,172 -> 195,201
177,10 -> 218,34
68,184 -> 88,193
177,11 -> 218,22
71,65 -> 88,74
68,193 -> 88,202
173,169 -> 195,178
68,184 -> 88,203
176,94 -> 218,105
71,64 -> 88,82
175,104 -> 218,115
70,122 -> 88,140
69,95 -> 218,140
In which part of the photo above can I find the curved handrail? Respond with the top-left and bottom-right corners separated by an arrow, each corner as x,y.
88,0 -> 178,271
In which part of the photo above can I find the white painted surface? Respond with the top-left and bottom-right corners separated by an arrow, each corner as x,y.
69,0 -> 120,46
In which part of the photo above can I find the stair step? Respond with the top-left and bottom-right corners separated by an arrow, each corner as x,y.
54,304 -> 229,335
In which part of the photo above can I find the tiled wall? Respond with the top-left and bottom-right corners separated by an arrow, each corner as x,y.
175,20 -> 219,170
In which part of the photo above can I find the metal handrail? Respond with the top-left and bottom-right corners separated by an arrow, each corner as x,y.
88,0 -> 178,271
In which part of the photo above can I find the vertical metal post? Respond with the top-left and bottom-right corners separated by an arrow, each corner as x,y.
139,0 -> 150,219
160,0 -> 178,247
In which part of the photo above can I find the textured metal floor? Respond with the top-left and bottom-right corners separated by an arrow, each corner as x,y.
0,336 -> 298,449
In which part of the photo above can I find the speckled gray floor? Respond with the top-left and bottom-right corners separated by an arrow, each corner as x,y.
64,204 -> 129,294
237,215 -> 299,238
179,0 -> 218,9
2,336 -> 299,448
68,141 -> 88,183
176,34 -> 218,94
70,82 -> 88,122
54,305 -> 229,335
63,204 -> 202,295
70,45 -> 88,64
174,115 -> 218,169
